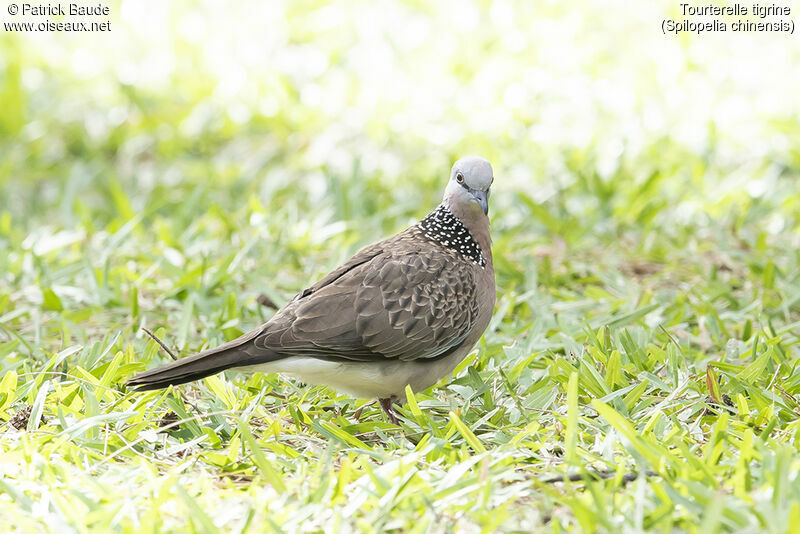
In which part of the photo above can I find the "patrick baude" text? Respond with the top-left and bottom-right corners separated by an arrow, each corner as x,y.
21,3 -> 110,16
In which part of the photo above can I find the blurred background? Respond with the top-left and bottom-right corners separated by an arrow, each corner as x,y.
1,0 -> 799,348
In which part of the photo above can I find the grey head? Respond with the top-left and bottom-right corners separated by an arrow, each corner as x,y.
442,156 -> 494,216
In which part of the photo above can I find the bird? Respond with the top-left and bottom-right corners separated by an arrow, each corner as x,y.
127,156 -> 496,424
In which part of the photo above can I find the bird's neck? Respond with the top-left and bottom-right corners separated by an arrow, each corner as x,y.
443,200 -> 492,250
419,204 -> 492,268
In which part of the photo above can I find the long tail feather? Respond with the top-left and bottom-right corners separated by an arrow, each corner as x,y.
127,329 -> 282,391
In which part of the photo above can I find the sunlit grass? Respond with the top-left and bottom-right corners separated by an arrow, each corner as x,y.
2,1 -> 800,531
2,136 -> 800,531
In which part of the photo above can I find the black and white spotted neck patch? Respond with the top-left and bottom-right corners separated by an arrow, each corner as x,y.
418,205 -> 486,267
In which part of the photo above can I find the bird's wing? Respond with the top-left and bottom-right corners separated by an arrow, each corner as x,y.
293,242 -> 385,301
255,236 -> 480,362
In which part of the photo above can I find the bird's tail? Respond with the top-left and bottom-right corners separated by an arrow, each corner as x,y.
126,329 -> 282,391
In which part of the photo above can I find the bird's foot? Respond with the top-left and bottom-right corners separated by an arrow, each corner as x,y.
379,397 -> 401,425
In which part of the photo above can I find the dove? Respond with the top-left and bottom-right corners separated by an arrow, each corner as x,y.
128,156 -> 496,423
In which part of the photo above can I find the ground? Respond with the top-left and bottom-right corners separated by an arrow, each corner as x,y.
2,131 -> 800,532
2,1 -> 800,531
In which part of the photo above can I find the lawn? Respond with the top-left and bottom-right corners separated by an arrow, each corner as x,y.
2,1 -> 800,532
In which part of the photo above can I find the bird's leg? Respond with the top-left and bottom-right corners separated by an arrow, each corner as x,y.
379,398 -> 401,425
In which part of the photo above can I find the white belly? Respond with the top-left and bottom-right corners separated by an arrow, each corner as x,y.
249,349 -> 469,400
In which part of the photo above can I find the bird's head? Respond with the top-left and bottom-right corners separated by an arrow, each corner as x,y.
443,156 -> 493,216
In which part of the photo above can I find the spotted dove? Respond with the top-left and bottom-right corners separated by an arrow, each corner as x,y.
127,156 -> 496,423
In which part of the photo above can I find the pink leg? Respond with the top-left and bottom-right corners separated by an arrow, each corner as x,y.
379,398 -> 401,424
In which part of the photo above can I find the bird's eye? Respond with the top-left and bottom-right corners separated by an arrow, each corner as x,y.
456,173 -> 464,184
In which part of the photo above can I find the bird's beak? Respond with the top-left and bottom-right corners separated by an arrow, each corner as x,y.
472,190 -> 489,215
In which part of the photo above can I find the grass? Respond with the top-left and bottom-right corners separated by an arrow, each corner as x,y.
2,133 -> 800,533
2,1 -> 800,528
